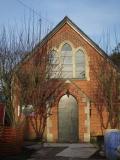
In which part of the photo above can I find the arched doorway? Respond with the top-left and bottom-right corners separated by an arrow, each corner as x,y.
58,94 -> 78,142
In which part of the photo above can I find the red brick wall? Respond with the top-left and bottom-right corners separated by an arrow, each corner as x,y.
22,23 -> 110,142
43,23 -> 109,142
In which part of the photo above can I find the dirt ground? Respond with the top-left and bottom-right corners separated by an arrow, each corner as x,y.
0,146 -> 106,160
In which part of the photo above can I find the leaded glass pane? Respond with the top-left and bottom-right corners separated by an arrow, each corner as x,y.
61,43 -> 73,78
75,51 -> 85,64
62,64 -> 73,71
49,50 -> 59,64
49,50 -> 60,78
61,57 -> 72,64
61,71 -> 73,78
75,50 -> 85,79
76,64 -> 85,71
61,43 -> 72,52
76,71 -> 85,79
50,71 -> 60,78
61,51 -> 72,57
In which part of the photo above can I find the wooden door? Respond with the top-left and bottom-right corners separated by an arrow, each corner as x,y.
58,95 -> 78,142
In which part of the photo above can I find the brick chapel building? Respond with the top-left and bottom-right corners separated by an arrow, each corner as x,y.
20,17 -> 119,143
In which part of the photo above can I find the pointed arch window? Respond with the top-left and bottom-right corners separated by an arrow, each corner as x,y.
49,50 -> 59,78
61,43 -> 73,78
75,50 -> 85,79
49,50 -> 59,64
49,43 -> 88,79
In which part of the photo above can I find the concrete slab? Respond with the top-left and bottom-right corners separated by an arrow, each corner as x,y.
70,143 -> 96,148
44,143 -> 70,147
56,143 -> 98,158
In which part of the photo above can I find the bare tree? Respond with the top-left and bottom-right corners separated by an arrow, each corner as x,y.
91,29 -> 120,133
92,56 -> 120,133
110,43 -> 120,68
0,20 -> 63,141
0,16 -> 51,127
0,27 -> 26,126
17,43 -> 63,140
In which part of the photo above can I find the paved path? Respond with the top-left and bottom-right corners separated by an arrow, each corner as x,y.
26,143 -> 106,160
56,144 -> 98,158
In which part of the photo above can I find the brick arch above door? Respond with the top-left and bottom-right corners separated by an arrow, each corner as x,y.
46,80 -> 91,142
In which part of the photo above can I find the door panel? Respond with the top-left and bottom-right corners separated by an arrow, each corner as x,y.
58,95 -> 78,142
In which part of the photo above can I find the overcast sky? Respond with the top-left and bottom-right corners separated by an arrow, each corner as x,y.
0,0 -> 120,52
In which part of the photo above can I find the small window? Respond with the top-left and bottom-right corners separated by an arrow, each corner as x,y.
75,50 -> 85,79
61,43 -> 73,78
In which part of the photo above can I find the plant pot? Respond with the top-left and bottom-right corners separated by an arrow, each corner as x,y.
0,126 -> 23,156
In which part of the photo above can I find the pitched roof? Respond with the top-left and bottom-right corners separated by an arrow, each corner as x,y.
23,16 -> 119,71
38,16 -> 108,56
